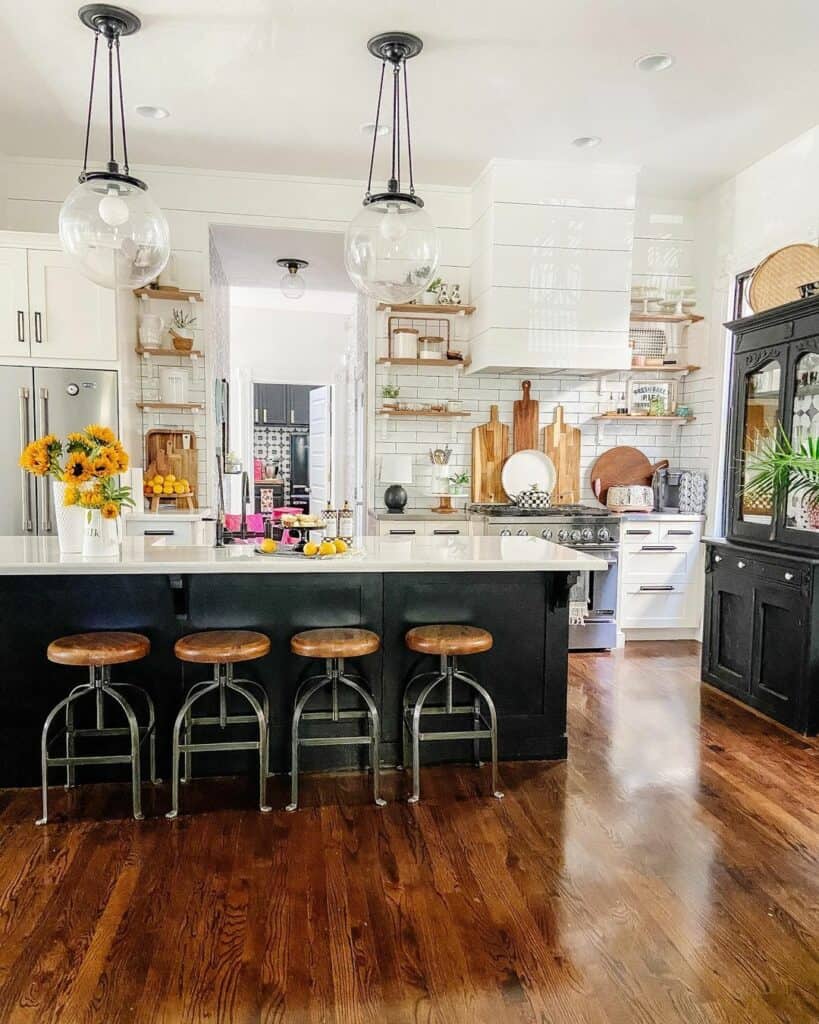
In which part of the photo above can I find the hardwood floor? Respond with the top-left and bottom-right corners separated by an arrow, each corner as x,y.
0,640 -> 817,1023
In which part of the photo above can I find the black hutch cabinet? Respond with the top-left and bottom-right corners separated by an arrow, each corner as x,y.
702,296 -> 819,734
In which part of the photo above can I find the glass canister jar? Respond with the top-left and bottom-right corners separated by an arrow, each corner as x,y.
418,335 -> 446,360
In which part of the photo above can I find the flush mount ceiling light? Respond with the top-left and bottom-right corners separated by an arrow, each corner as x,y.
59,4 -> 170,290
635,53 -> 675,72
135,104 -> 170,119
572,136 -> 601,149
344,32 -> 440,304
276,258 -> 309,300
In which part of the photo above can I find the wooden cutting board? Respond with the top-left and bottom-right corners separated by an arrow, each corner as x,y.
590,446 -> 668,504
471,405 -> 509,503
145,429 -> 198,508
543,405 -> 581,504
513,380 -> 539,452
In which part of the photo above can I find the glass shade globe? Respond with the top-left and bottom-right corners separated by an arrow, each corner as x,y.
345,195 -> 439,303
59,176 -> 170,290
280,270 -> 305,300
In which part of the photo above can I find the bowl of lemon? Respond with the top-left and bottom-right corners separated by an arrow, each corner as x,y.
303,539 -> 350,558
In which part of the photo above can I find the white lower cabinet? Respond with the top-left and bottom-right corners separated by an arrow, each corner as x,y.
376,520 -> 469,537
618,517 -> 704,631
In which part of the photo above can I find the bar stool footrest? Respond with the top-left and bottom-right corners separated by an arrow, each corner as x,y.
298,735 -> 373,748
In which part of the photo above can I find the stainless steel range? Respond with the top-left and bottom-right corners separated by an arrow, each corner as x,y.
468,504 -> 620,651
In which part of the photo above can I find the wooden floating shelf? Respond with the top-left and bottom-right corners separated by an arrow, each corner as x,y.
377,303 -> 475,315
134,286 -> 204,302
628,364 -> 701,374
377,408 -> 470,418
630,312 -> 704,324
137,402 -> 204,412
136,346 -> 203,358
377,357 -> 464,367
593,414 -> 696,423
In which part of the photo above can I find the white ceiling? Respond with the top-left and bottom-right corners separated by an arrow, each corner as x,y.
2,1 -> 819,197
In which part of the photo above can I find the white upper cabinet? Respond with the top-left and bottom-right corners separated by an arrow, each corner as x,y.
0,248 -> 30,358
26,250 -> 117,362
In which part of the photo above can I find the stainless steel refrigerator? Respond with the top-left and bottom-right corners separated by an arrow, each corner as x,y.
3,366 -> 118,536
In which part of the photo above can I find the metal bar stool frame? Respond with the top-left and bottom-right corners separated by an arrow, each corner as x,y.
287,656 -> 386,811
36,664 -> 158,824
401,653 -> 504,803
167,661 -> 271,818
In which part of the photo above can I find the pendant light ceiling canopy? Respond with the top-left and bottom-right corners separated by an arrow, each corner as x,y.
276,258 -> 309,300
59,4 -> 170,290
344,32 -> 439,304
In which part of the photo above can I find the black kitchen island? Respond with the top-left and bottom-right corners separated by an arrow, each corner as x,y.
0,535 -> 605,787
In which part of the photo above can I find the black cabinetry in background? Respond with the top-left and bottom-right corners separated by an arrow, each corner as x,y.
253,383 -> 314,426
703,296 -> 819,734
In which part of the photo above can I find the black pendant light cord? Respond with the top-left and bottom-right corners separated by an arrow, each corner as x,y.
115,38 -> 130,174
403,60 -> 415,196
365,62 -> 386,199
80,31 -> 100,180
364,49 -> 417,199
107,38 -> 115,168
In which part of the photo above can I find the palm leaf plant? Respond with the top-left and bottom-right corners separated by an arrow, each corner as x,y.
742,425 -> 819,527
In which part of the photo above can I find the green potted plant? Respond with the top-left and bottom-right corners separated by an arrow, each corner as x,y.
422,277 -> 444,305
381,383 -> 400,409
448,470 -> 470,496
743,426 -> 819,534
171,307 -> 197,351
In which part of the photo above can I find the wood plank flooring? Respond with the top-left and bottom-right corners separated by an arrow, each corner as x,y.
0,640 -> 816,1023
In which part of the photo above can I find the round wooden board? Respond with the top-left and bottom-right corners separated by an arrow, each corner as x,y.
749,244 -> 819,312
590,446 -> 651,504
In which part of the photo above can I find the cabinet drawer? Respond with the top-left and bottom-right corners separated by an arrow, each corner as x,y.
659,522 -> 701,546
379,522 -> 426,537
125,521 -> 195,544
622,547 -> 691,584
622,523 -> 658,543
620,584 -> 696,628
710,549 -> 809,589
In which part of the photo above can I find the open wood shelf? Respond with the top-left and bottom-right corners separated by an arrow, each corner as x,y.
377,357 -> 464,367
137,401 -> 204,412
592,414 -> 696,423
630,312 -> 703,324
134,286 -> 204,302
377,408 -> 470,418
136,346 -> 203,358
376,303 -> 475,315
628,364 -> 701,374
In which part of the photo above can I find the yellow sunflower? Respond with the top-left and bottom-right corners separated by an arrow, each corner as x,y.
101,501 -> 119,520
79,486 -> 104,509
84,424 -> 116,446
63,485 -> 79,507
65,451 -> 93,484
107,443 -> 129,473
90,451 -> 116,478
19,440 -> 50,475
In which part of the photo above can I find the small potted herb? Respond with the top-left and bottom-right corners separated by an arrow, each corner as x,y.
422,277 -> 444,305
171,308 -> 197,351
381,383 -> 400,409
448,470 -> 469,496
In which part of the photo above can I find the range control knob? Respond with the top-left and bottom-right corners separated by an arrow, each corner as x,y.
597,527 -> 610,542
581,528 -> 594,542
499,529 -> 512,537
516,528 -> 529,537
541,528 -> 553,541
570,529 -> 582,543
557,529 -> 569,543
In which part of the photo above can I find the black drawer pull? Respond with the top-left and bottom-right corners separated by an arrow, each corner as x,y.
639,545 -> 677,551
626,529 -> 652,535
389,529 -> 416,535
432,529 -> 460,535
144,529 -> 175,536
639,585 -> 675,592
667,529 -> 694,536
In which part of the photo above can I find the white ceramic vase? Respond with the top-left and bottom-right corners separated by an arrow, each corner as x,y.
82,508 -> 121,558
52,480 -> 85,554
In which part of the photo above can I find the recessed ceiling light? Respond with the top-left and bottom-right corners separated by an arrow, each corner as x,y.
360,122 -> 390,137
135,105 -> 170,119
572,136 -> 601,149
635,53 -> 675,72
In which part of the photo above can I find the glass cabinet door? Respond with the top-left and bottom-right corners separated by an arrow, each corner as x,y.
785,349 -> 819,537
738,358 -> 781,526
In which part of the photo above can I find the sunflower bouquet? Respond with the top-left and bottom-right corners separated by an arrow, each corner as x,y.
20,424 -> 134,519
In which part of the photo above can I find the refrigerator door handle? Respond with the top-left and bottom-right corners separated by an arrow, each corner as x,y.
18,387 -> 33,532
37,386 -> 52,532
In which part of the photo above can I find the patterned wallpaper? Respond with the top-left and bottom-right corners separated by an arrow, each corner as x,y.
253,425 -> 307,495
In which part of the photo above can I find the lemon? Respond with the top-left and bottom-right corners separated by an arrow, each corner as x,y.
163,485 -> 174,495
152,484 -> 163,495
153,475 -> 164,485
173,483 -> 185,494
303,542 -> 319,557
165,474 -> 176,483
318,541 -> 336,557
260,538 -> 277,554
333,539 -> 348,554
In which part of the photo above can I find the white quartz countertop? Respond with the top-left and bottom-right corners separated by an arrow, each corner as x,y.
0,535 -> 606,575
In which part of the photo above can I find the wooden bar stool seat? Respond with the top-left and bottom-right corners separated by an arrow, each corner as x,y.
47,631 -> 150,667
287,627 -> 384,811
402,624 -> 502,804
167,630 -> 272,819
290,628 -> 380,660
174,630 -> 270,664
405,625 -> 493,657
37,631 -> 157,825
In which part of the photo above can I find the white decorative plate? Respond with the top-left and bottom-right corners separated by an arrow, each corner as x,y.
501,449 -> 556,501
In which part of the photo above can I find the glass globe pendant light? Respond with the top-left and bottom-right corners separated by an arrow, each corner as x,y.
276,259 -> 309,300
59,5 -> 170,290
344,32 -> 439,304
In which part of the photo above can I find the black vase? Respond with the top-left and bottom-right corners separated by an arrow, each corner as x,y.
384,484 -> 408,514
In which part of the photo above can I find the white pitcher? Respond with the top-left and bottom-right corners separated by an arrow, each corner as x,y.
52,480 -> 85,554
82,508 -> 122,557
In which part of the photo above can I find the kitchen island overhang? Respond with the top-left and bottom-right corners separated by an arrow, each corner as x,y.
0,536 -> 604,788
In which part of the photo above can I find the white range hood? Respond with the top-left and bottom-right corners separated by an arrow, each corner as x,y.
467,160 -> 638,375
